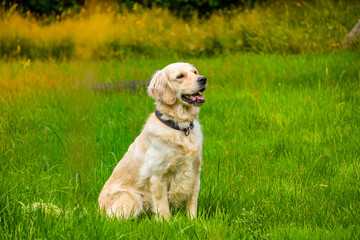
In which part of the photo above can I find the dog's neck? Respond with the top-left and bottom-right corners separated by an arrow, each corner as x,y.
156,101 -> 200,128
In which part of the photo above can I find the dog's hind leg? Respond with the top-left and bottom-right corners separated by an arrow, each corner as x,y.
107,191 -> 143,219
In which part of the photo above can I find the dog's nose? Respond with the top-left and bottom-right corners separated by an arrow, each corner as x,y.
197,76 -> 207,85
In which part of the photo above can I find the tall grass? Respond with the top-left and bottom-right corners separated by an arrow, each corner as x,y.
0,52 -> 359,238
1,1 -> 359,60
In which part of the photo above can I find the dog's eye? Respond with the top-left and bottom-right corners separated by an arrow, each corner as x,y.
194,71 -> 198,75
177,74 -> 184,79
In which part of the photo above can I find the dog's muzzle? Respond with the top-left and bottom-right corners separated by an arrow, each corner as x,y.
181,77 -> 207,106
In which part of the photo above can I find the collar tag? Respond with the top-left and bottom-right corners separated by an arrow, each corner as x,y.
155,108 -> 194,136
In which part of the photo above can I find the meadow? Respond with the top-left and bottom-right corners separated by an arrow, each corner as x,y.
1,0 -> 360,238
0,51 -> 359,239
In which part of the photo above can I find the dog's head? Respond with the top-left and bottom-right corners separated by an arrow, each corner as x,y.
147,62 -> 207,106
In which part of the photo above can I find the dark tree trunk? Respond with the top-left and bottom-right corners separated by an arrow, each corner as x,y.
342,19 -> 360,49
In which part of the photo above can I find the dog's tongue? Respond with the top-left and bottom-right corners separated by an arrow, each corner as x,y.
196,94 -> 204,101
189,93 -> 204,101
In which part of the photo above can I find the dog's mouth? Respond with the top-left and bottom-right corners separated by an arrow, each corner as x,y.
181,87 -> 206,105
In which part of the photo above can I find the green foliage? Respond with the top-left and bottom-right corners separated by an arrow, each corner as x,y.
4,0 -> 79,16
124,0 -> 262,18
1,0 -> 359,60
5,0 -> 265,17
0,52 -> 359,238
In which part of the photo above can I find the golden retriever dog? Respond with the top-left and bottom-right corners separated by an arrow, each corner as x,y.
98,62 -> 207,220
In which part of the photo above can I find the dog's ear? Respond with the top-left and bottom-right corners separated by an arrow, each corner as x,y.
147,70 -> 176,105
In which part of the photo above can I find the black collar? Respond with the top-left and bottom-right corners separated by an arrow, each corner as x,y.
155,108 -> 194,136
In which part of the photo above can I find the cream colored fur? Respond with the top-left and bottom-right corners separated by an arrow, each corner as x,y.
98,62 -> 206,220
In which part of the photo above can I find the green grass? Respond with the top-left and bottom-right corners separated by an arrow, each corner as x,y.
0,51 -> 359,239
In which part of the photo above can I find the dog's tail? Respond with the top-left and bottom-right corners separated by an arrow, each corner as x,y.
22,202 -> 62,215
22,202 -> 86,215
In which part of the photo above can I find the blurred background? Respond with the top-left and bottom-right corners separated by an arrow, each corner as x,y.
1,0 -> 359,60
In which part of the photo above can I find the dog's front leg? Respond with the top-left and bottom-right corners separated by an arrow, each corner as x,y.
186,175 -> 200,219
150,175 -> 170,220
186,156 -> 202,219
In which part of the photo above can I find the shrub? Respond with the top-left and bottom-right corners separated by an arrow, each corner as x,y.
0,0 -> 359,60
4,0 -> 79,16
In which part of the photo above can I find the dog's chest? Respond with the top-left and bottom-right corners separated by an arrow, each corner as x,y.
165,135 -> 202,206
139,128 -> 202,206
165,152 -> 197,206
